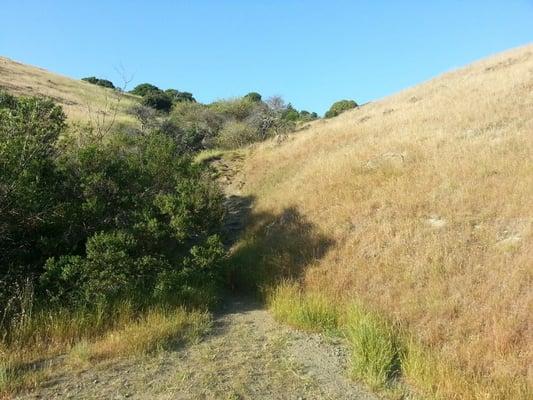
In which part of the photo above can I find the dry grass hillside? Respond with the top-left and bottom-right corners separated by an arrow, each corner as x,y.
236,44 -> 532,398
0,56 -> 137,126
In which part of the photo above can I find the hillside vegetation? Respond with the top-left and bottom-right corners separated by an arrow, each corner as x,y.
1,45 -> 531,399
231,45 -> 532,399
0,55 -> 319,397
0,56 -> 138,127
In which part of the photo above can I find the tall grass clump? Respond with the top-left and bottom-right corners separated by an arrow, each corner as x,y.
84,307 -> 211,361
344,305 -> 402,390
268,282 -> 339,333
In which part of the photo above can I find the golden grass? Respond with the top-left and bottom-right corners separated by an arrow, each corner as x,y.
238,44 -> 533,399
0,56 -> 137,126
85,307 -> 210,360
268,282 -> 339,333
0,305 -> 210,396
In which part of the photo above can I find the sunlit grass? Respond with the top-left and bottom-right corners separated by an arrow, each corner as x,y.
237,44 -> 533,399
0,304 -> 211,396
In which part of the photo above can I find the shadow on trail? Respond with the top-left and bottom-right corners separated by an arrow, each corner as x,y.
222,195 -> 335,293
221,194 -> 254,248
188,194 -> 335,341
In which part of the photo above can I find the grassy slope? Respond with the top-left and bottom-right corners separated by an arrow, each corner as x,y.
0,56 -> 137,126
237,44 -> 533,398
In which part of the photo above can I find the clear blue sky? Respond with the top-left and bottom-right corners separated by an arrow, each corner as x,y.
1,1 -> 532,114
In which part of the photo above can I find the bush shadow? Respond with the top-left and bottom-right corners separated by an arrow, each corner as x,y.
224,197 -> 334,293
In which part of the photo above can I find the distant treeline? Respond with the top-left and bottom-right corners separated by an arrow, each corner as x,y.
81,76 -> 357,120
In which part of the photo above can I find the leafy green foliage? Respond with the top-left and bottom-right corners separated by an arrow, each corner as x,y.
243,92 -> 262,102
216,120 -> 258,149
141,91 -> 173,112
82,76 -> 115,89
0,92 -> 66,279
324,99 -> 358,118
299,110 -> 318,121
130,83 -> 160,97
209,98 -> 257,121
0,92 -> 226,321
130,84 -> 196,112
171,102 -> 224,151
282,104 -> 300,122
126,86 -> 320,150
165,89 -> 196,103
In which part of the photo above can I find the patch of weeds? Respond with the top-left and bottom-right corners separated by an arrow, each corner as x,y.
268,282 -> 340,334
344,304 -> 402,390
67,339 -> 91,367
88,307 -> 211,360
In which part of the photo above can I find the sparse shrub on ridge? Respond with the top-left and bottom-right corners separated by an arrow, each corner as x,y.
324,99 -> 358,118
244,92 -> 262,102
165,89 -> 196,103
130,83 -> 161,97
82,76 -> 115,89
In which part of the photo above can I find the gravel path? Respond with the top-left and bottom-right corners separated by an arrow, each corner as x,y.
18,298 -> 375,400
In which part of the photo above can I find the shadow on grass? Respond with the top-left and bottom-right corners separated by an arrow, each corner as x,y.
224,196 -> 334,293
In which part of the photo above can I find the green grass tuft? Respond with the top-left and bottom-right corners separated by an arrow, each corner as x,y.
344,304 -> 402,390
268,282 -> 339,333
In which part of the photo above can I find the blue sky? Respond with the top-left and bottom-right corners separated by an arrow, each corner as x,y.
1,1 -> 532,114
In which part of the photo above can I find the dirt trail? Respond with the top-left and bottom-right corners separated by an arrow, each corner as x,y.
18,298 -> 375,400
16,153 -> 375,399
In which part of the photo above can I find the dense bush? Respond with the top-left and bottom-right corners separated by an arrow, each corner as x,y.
0,92 -> 226,321
165,89 -> 196,103
166,95 -> 313,150
324,99 -> 358,118
130,84 -> 196,112
126,87 -> 319,150
130,83 -> 160,97
282,104 -> 301,122
244,92 -> 262,102
82,76 -> 115,89
209,98 -> 257,121
0,92 -> 66,281
216,120 -> 258,149
141,91 -> 173,112
171,102 -> 224,150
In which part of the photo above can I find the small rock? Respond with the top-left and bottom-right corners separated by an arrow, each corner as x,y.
426,217 -> 447,228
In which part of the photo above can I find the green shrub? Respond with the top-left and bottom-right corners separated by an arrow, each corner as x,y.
299,110 -> 318,121
171,102 -> 224,149
216,120 -> 259,149
0,92 -> 66,283
324,99 -> 358,118
243,92 -> 262,102
130,83 -> 160,97
165,89 -> 196,103
82,77 -> 115,89
282,104 -> 300,122
82,76 -> 98,84
209,98 -> 256,121
0,92 -> 226,331
142,91 -> 173,112
41,231 -> 225,308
